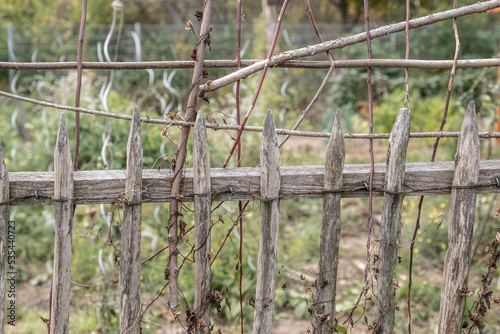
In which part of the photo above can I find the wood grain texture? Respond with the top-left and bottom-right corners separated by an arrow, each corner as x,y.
253,111 -> 281,334
312,110 -> 345,333
0,141 -> 9,333
120,108 -> 143,334
438,101 -> 480,334
193,112 -> 212,333
50,114 -> 74,334
7,160 -> 499,206
375,108 -> 410,334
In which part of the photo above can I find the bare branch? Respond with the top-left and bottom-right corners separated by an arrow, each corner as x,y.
1,89 -> 499,139
2,58 -> 500,71
199,0 -> 500,93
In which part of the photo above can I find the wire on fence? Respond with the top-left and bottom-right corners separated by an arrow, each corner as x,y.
0,90 -> 499,140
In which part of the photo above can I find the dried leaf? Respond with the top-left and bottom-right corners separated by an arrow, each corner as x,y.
160,127 -> 169,138
198,319 -> 208,330
185,20 -> 194,30
166,310 -> 182,320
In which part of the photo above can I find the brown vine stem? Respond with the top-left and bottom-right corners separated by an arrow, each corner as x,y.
404,0 -> 412,113
222,0 -> 290,168
3,58 -> 500,71
236,0 -> 244,332
2,88 -> 500,139
200,0 -> 500,93
404,0 -> 414,332
278,0 -> 335,148
364,0 -> 375,305
408,0 -> 461,332
168,0 -> 213,312
73,0 -> 87,171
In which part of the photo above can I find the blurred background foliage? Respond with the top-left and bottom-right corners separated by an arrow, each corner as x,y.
1,0 -> 500,333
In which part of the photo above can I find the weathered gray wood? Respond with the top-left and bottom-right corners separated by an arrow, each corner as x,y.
50,113 -> 74,334
312,110 -> 345,333
438,101 -> 480,334
6,160 -> 500,205
253,110 -> 281,334
120,107 -> 143,334
193,112 -> 212,333
0,141 -> 9,333
375,108 -> 410,334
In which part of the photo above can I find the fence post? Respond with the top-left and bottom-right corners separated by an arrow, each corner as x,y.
193,111 -> 212,333
253,110 -> 281,334
312,110 -> 345,333
120,107 -> 143,334
438,101 -> 480,334
375,108 -> 410,333
50,113 -> 74,334
0,141 -> 9,333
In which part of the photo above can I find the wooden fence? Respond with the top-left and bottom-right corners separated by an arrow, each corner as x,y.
1,101 -> 500,333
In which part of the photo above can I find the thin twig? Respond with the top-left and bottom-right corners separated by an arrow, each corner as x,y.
73,0 -> 87,171
210,202 -> 250,265
236,0 -> 244,332
2,88 -> 500,139
408,1 -> 461,332
278,0 -> 335,148
364,0 -> 375,310
222,0 -> 290,168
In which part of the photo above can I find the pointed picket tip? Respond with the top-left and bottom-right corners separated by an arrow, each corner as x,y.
193,111 -> 210,178
126,107 -> 143,202
325,109 -> 345,189
56,113 -> 70,156
454,100 -> 480,185
54,113 -> 73,199
195,110 -> 206,127
263,109 -> 278,146
129,107 -> 142,143
384,107 -> 410,190
388,107 -> 410,145
260,110 -> 280,199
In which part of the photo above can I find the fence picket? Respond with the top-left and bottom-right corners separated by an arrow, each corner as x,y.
50,113 -> 74,334
312,110 -> 345,333
193,112 -> 212,333
438,101 -> 480,334
120,107 -> 143,334
0,141 -> 9,333
375,108 -> 410,333
253,110 -> 281,334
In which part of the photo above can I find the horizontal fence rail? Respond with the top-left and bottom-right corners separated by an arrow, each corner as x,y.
3,58 -> 500,71
4,160 -> 500,206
